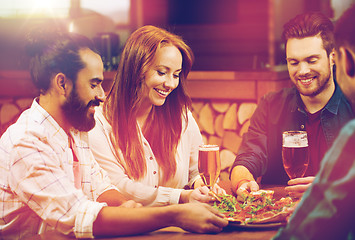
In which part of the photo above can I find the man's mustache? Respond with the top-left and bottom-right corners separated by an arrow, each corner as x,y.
88,99 -> 102,108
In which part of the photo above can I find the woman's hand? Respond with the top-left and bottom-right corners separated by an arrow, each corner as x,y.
118,200 -> 143,208
210,183 -> 226,195
189,184 -> 227,203
188,186 -> 213,203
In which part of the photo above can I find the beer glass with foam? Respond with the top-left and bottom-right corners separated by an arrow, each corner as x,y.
198,145 -> 221,189
282,131 -> 309,179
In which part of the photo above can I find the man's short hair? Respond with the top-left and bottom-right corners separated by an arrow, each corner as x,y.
282,12 -> 335,55
26,28 -> 98,93
335,4 -> 355,52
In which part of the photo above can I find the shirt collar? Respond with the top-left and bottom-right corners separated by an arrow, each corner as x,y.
323,82 -> 342,115
291,80 -> 342,115
30,98 -> 69,150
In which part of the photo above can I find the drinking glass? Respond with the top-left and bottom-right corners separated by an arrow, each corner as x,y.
198,144 -> 221,189
282,131 -> 309,179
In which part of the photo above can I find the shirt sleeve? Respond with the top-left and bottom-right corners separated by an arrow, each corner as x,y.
74,201 -> 107,238
231,95 -> 269,179
89,111 -> 184,206
8,135 -> 105,239
273,121 -> 355,240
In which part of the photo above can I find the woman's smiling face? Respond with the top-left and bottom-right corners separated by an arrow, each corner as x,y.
141,44 -> 182,109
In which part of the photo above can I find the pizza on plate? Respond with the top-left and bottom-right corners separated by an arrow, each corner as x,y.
211,189 -> 296,225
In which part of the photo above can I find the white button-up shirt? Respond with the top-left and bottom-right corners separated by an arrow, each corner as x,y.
89,107 -> 203,206
0,99 -> 115,239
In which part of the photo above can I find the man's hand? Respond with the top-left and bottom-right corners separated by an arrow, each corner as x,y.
173,203 -> 228,233
285,176 -> 315,198
230,165 -> 258,201
236,180 -> 259,202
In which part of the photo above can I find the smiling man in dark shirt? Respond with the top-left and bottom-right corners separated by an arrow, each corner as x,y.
230,12 -> 354,199
273,4 -> 355,239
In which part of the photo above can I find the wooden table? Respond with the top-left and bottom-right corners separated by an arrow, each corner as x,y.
27,226 -> 279,240
27,184 -> 286,240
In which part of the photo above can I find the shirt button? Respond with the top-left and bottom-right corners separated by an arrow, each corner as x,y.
154,185 -> 157,188
300,125 -> 305,129
149,156 -> 153,160
153,171 -> 157,175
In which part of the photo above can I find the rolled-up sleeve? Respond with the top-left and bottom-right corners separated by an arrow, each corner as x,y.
74,201 -> 107,238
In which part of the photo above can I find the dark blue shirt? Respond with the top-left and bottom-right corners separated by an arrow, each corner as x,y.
232,83 -> 354,184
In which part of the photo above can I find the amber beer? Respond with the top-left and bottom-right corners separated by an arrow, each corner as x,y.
198,145 -> 221,188
282,131 -> 309,179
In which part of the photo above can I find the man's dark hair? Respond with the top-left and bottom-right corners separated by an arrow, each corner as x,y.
335,4 -> 355,52
26,28 -> 98,93
282,12 -> 335,55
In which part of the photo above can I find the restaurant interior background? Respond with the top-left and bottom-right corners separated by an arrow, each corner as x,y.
0,0 -> 353,181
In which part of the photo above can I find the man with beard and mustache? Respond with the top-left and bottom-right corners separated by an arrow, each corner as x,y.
0,29 -> 227,239
273,4 -> 355,239
62,84 -> 102,132
230,12 -> 354,200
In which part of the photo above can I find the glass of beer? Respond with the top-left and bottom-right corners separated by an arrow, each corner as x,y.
282,131 -> 309,179
198,144 -> 221,189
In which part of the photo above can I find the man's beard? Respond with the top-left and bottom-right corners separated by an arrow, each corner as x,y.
296,70 -> 332,98
62,87 -> 101,132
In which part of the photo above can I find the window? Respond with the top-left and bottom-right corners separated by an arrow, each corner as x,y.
0,0 -> 130,24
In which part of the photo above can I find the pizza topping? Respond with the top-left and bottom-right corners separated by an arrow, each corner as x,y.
213,194 -> 238,214
213,190 -> 296,225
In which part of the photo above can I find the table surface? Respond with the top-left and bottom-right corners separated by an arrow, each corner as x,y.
28,226 -> 279,240
27,183 -> 286,240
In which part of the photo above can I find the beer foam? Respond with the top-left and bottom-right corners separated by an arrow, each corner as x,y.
283,131 -> 308,147
283,143 -> 308,147
283,137 -> 308,147
199,145 -> 219,151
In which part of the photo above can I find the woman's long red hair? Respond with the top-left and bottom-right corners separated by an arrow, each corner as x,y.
103,25 -> 194,182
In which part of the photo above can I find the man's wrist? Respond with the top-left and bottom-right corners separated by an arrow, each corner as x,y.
179,190 -> 192,203
235,178 -> 252,191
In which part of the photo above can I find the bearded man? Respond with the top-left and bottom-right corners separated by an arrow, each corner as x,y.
273,4 -> 355,239
230,12 -> 354,199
